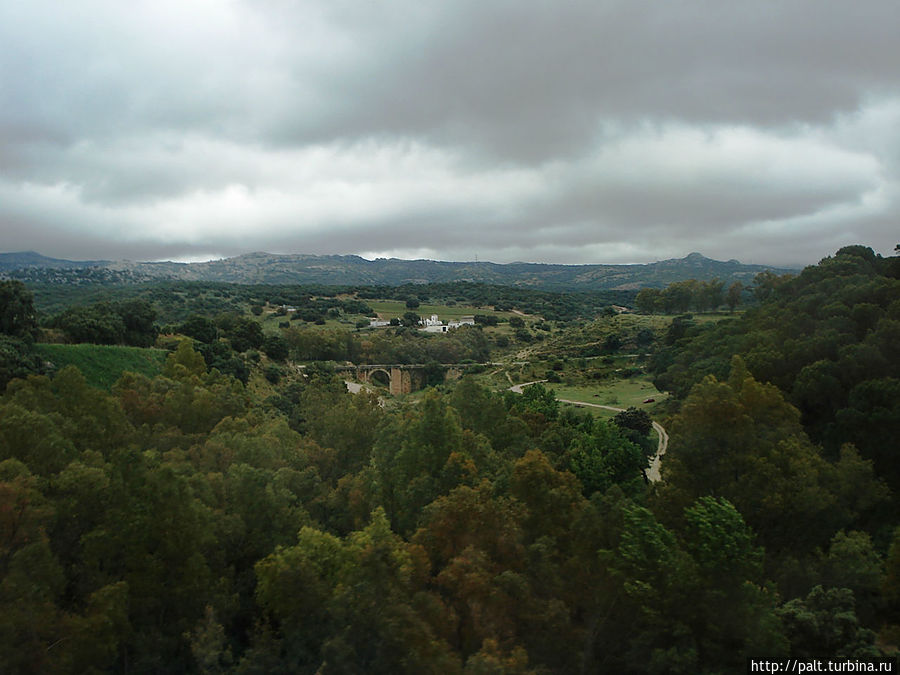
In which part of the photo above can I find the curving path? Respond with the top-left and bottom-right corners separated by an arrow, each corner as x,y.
509,380 -> 668,482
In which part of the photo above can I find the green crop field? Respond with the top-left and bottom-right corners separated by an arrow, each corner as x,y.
34,343 -> 168,389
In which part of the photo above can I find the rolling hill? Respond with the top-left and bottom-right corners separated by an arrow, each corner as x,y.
2,250 -> 794,290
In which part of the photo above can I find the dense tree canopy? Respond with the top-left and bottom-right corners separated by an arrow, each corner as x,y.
0,245 -> 897,671
651,246 -> 900,488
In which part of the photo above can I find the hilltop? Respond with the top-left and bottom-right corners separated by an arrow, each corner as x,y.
1,250 -> 794,290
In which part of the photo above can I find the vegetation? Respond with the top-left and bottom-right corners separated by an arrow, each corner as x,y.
650,245 -> 900,488
3,250 -> 791,290
33,343 -> 167,389
0,244 -> 897,672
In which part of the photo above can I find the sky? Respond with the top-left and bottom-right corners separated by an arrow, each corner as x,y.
1,0 -> 899,267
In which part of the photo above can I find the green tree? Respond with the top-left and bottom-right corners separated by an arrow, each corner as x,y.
609,500 -> 785,673
0,335 -> 42,390
0,280 -> 37,341
567,421 -> 647,496
180,315 -> 218,343
118,299 -> 158,347
726,281 -> 743,312
635,287 -> 662,314
372,391 -> 469,533
518,382 -> 558,420
401,311 -> 421,327
659,357 -> 886,556
263,334 -> 290,362
613,407 -> 653,437
53,302 -> 126,344
777,586 -> 880,659
163,339 -> 209,379
217,314 -> 264,352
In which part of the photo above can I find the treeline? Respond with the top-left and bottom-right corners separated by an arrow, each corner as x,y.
176,314 -> 492,366
355,282 -> 634,322
635,278 -> 745,313
28,279 -> 633,325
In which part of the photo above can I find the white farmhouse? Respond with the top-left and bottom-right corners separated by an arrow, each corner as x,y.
419,315 -> 477,333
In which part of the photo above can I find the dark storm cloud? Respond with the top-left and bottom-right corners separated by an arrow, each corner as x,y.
303,0 -> 900,161
1,0 -> 899,266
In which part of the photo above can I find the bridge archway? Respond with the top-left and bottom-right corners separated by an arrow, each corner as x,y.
366,368 -> 391,388
347,363 -> 477,395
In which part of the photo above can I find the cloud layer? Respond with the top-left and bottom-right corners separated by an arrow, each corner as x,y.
1,0 -> 898,265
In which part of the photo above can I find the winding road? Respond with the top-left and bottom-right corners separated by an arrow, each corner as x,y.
509,380 -> 668,482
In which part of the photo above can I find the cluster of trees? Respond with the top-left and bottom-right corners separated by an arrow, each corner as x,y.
0,341 -> 654,672
281,323 -> 491,365
49,299 -> 158,347
3,335 -> 895,672
636,278 -> 744,314
0,281 -> 42,389
356,282 -> 632,322
173,313 -> 291,384
651,246 -> 900,489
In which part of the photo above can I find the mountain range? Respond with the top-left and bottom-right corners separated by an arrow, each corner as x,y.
0,251 -> 796,290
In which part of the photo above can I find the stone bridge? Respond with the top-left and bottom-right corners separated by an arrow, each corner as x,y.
334,363 -> 468,395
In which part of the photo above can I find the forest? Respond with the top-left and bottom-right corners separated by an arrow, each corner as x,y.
0,245 -> 898,673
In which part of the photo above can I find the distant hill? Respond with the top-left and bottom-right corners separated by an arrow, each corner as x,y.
0,251 -> 108,271
2,250 -> 795,290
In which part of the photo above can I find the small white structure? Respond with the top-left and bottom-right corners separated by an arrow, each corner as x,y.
369,318 -> 391,327
418,315 -> 476,332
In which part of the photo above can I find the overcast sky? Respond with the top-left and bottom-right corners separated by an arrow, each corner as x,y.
1,1 -> 898,266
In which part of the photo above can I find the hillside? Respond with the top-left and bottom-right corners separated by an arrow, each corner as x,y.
2,250 -> 794,290
0,251 -> 108,271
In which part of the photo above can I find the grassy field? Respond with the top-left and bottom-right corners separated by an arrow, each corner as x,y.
547,378 -> 667,411
35,343 -> 168,389
365,300 -> 518,322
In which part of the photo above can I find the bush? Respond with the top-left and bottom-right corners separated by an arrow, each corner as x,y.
0,336 -> 42,389
264,364 -> 284,384
263,335 -> 289,362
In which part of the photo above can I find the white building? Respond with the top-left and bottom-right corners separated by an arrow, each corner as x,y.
418,315 -> 476,332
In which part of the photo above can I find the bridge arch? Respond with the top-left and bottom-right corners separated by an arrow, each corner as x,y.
364,368 -> 391,388
345,363 -> 484,395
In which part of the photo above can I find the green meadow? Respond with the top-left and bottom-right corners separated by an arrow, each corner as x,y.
34,343 -> 168,389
